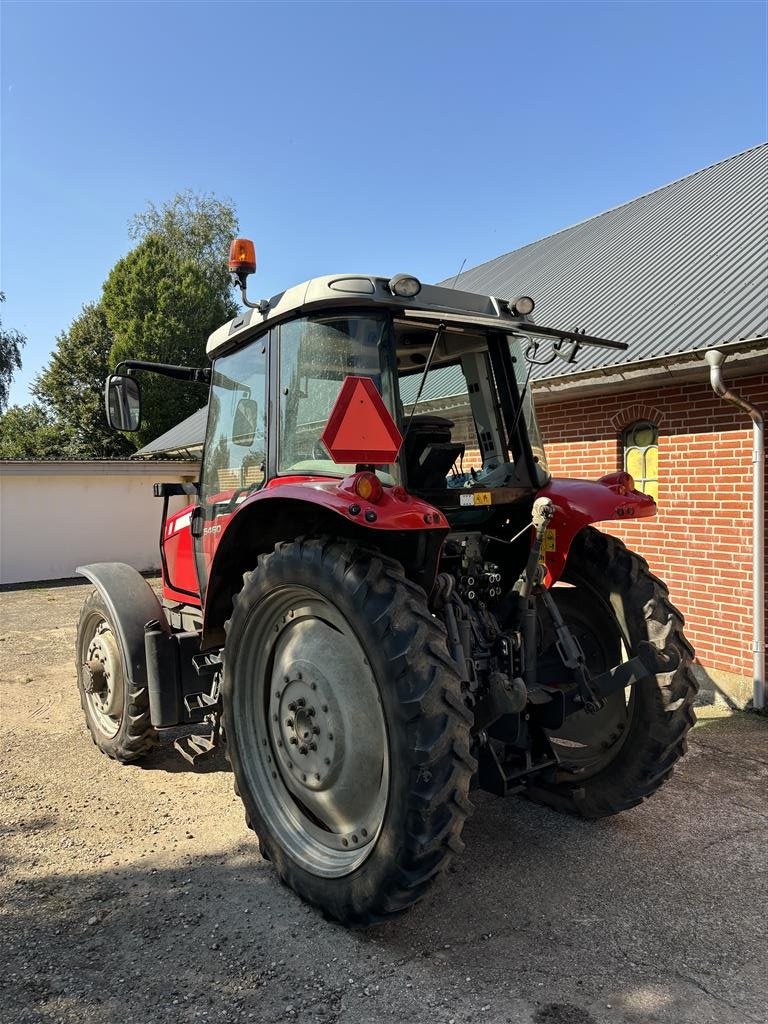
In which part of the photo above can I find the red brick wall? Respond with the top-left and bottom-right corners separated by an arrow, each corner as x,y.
536,373 -> 768,681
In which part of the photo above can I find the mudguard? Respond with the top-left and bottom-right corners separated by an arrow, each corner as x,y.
76,562 -> 169,686
538,475 -> 657,585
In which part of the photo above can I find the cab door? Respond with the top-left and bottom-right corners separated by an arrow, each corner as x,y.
193,331 -> 270,601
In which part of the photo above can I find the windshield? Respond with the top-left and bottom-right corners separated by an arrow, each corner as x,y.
278,313 -> 397,481
395,325 -> 547,493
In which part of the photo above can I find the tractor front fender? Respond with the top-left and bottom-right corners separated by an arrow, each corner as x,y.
201,485 -> 446,650
538,475 -> 656,585
76,562 -> 169,686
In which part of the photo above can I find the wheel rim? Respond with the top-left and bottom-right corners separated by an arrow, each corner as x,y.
543,585 -> 635,778
233,585 -> 389,878
80,615 -> 124,738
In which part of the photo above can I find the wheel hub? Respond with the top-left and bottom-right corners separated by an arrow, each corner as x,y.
270,668 -> 341,791
82,620 -> 124,736
85,625 -> 123,716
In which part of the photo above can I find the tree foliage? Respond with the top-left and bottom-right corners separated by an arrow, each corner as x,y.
0,292 -> 26,413
6,191 -> 239,458
33,303 -> 135,458
102,235 -> 229,448
0,403 -> 71,459
128,190 -> 239,315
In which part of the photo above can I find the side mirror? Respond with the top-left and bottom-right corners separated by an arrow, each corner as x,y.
232,397 -> 259,447
105,374 -> 142,431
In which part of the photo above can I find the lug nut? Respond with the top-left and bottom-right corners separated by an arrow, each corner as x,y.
308,707 -> 315,717
288,701 -> 297,712
285,718 -> 294,727
310,742 -> 317,751
297,697 -> 306,707
299,745 -> 308,755
289,737 -> 298,745
312,725 -> 320,735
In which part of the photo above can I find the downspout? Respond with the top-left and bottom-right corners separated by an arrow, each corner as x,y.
705,350 -> 765,710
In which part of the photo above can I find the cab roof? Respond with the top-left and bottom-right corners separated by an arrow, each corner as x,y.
206,274 -> 529,359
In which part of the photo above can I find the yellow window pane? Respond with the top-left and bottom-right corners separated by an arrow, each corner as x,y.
645,445 -> 658,478
644,480 -> 659,502
626,447 -> 644,478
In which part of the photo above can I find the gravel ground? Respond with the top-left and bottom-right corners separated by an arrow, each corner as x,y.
1,579 -> 766,1024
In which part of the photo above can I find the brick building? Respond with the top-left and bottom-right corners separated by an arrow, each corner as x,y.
448,143 -> 767,706
139,144 -> 767,705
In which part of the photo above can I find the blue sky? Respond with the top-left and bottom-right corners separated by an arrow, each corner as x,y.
2,0 -> 766,405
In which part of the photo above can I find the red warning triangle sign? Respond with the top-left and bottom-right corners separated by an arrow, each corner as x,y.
321,376 -> 403,464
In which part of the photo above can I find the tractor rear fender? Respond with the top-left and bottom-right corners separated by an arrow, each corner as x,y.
202,486 -> 446,650
76,562 -> 169,686
538,475 -> 657,586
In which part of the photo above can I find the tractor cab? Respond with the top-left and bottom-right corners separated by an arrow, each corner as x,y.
200,295 -> 549,528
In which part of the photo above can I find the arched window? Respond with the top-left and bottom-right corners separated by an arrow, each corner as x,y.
624,421 -> 658,501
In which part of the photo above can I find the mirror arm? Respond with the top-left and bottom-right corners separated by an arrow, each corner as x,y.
114,360 -> 211,385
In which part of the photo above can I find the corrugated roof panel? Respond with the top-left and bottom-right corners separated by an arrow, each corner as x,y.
134,405 -> 208,457
446,144 -> 768,378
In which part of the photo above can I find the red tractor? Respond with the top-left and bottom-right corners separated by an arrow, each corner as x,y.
77,241 -> 696,925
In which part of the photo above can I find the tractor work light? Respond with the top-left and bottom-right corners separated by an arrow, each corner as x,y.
389,274 -> 422,298
229,238 -> 257,277
353,472 -> 384,504
511,295 -> 535,316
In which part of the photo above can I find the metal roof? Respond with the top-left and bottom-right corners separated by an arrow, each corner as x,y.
399,364 -> 466,404
444,143 -> 768,379
133,404 -> 207,458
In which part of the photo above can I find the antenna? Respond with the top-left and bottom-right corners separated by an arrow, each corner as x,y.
450,258 -> 467,289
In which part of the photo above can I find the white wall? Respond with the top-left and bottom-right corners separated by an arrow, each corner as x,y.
0,461 -> 199,585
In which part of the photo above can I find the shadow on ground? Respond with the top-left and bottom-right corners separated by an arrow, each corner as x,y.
3,729 -> 766,1024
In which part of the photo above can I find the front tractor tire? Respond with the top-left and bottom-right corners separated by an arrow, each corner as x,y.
75,590 -> 157,763
222,538 -> 475,926
529,526 -> 698,818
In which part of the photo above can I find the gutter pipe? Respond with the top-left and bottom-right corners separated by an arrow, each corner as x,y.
705,350 -> 765,710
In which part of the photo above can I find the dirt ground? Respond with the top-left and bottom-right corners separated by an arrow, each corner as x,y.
1,579 -> 766,1024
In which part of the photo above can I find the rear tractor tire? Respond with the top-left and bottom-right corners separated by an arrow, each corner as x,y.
75,589 -> 157,763
222,538 -> 475,926
528,526 -> 698,818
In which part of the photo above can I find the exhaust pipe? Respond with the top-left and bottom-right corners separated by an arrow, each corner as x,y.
705,350 -> 765,710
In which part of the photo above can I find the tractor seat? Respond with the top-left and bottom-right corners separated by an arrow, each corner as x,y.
403,415 -> 464,490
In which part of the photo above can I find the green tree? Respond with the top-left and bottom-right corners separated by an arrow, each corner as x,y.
0,292 -> 26,413
0,403 -> 71,459
129,190 -> 239,314
102,235 -> 229,447
33,303 -> 134,458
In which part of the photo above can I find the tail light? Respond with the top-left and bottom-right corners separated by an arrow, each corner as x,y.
598,471 -> 635,495
353,472 -> 383,503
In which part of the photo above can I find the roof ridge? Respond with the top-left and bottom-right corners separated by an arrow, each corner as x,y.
447,141 -> 768,284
